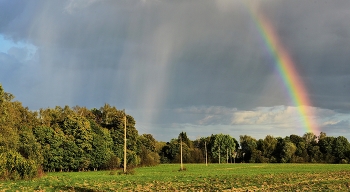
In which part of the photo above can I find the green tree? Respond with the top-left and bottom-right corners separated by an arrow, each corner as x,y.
97,105 -> 139,166
240,135 -> 257,163
178,132 -> 193,148
260,135 -> 277,161
138,134 -> 160,166
33,126 -> 65,172
289,134 -> 308,162
212,134 -> 236,163
89,121 -> 114,170
18,127 -> 43,166
281,141 -> 297,163
0,84 -> 41,179
332,136 -> 350,163
318,134 -> 336,163
139,134 -> 157,152
61,114 -> 93,171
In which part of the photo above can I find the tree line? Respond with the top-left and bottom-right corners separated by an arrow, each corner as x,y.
159,132 -> 350,165
1,84 -> 350,180
0,84 -> 159,180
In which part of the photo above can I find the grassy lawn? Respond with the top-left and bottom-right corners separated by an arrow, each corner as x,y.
1,164 -> 350,191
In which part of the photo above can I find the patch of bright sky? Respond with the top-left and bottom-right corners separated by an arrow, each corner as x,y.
0,34 -> 37,60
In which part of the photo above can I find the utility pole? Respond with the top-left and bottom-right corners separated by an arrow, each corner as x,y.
205,141 -> 207,166
180,135 -> 183,170
123,110 -> 127,174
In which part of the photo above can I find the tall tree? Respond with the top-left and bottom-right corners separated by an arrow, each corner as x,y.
260,135 -> 277,160
318,134 -> 336,163
212,134 -> 236,163
281,141 -> 297,163
240,135 -> 257,163
332,136 -> 350,163
138,134 -> 160,166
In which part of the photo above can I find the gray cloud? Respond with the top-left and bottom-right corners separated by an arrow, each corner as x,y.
1,0 -> 350,140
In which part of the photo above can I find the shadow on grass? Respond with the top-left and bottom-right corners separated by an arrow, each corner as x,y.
55,186 -> 104,192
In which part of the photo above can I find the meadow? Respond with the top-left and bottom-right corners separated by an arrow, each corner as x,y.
1,164 -> 350,191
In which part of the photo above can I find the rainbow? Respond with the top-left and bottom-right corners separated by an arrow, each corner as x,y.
247,4 -> 319,134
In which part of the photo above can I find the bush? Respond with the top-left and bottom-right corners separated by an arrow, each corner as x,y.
127,150 -> 140,167
104,155 -> 121,170
118,168 -> 136,175
0,150 -> 38,180
340,159 -> 348,164
140,147 -> 160,167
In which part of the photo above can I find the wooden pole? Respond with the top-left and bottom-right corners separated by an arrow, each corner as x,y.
205,141 -> 207,166
180,136 -> 183,170
123,113 -> 127,173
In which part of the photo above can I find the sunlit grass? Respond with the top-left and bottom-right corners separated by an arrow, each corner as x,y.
2,164 -> 350,191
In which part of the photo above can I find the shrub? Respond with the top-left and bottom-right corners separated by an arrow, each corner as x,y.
104,155 -> 121,170
340,159 -> 348,164
0,150 -> 38,180
140,147 -> 160,167
118,168 -> 135,175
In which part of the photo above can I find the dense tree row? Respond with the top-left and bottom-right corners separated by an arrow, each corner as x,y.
159,132 -> 239,164
160,132 -> 350,164
0,84 -> 159,180
239,133 -> 350,164
1,84 -> 350,181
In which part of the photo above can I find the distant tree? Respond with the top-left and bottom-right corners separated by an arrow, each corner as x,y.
211,134 -> 236,163
260,135 -> 277,161
240,135 -> 257,163
289,134 -> 308,162
89,121 -> 114,170
281,141 -> 297,163
303,132 -> 317,145
0,84 -> 41,179
318,134 -> 336,163
318,132 -> 327,140
97,104 -> 139,166
17,127 -> 43,166
139,134 -> 157,152
33,126 -> 65,172
176,133 -> 193,163
332,136 -> 350,163
138,134 -> 160,166
61,114 -> 93,171
178,132 -> 193,148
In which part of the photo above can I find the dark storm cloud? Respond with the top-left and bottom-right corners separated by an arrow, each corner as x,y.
258,0 -> 350,111
1,0 -> 350,140
1,0 -> 348,111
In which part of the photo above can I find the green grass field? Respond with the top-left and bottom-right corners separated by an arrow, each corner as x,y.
1,164 -> 350,191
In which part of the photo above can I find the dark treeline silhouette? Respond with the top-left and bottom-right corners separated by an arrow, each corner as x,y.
1,84 -> 350,180
160,132 -> 350,165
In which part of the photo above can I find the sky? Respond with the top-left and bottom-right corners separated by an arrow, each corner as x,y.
0,0 -> 350,141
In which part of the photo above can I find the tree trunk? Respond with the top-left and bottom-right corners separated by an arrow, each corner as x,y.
226,149 -> 228,163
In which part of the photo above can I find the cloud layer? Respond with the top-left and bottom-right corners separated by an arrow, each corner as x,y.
0,0 -> 350,140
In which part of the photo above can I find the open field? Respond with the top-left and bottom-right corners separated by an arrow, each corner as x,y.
1,164 -> 350,191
